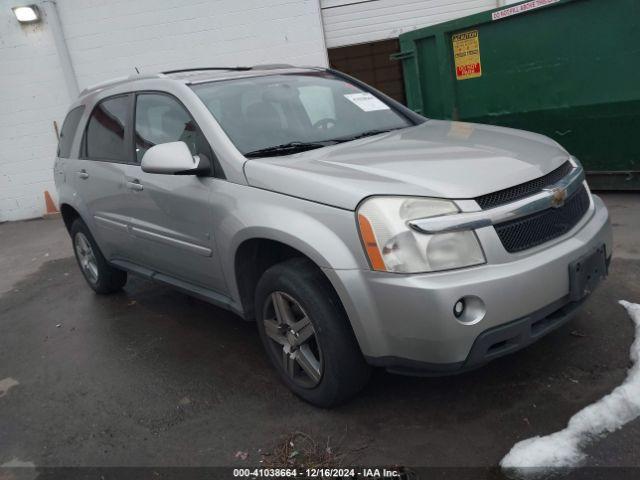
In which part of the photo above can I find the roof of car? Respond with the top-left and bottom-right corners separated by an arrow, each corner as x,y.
79,64 -> 322,98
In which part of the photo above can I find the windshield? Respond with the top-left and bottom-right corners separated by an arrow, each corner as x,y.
191,72 -> 413,156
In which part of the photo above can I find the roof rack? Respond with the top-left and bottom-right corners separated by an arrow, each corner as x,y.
162,64 -> 298,75
78,64 -> 305,97
162,67 -> 252,74
79,73 -> 159,97
250,64 -> 295,70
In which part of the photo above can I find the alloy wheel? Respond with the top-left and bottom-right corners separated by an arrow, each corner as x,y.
263,291 -> 323,388
74,232 -> 99,285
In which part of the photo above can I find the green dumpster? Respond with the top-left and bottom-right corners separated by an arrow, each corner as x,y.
394,0 -> 640,189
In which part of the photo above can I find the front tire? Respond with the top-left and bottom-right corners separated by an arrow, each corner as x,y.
255,258 -> 371,407
70,218 -> 127,294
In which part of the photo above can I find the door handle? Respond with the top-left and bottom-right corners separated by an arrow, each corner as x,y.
127,180 -> 144,191
77,170 -> 89,179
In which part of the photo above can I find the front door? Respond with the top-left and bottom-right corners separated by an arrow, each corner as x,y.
124,92 -> 227,294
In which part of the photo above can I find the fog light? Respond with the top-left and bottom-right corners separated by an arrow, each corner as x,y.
453,296 -> 486,325
12,5 -> 40,23
453,299 -> 465,318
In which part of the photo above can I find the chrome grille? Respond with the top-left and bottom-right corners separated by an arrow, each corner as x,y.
495,185 -> 590,253
476,161 -> 573,210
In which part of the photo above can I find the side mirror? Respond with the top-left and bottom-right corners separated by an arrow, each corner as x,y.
140,141 -> 209,175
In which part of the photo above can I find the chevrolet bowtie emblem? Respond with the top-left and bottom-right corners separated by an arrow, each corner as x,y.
549,186 -> 567,208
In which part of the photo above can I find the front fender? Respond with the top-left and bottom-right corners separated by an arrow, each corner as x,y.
213,184 -> 369,306
229,222 -> 359,271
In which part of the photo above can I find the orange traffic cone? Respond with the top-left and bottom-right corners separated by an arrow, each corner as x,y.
44,190 -> 59,216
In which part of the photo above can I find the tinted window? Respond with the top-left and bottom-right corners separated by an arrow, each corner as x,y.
58,106 -> 85,158
86,96 -> 130,162
135,94 -> 210,163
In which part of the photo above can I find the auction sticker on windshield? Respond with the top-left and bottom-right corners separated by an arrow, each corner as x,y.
344,93 -> 390,112
452,30 -> 482,80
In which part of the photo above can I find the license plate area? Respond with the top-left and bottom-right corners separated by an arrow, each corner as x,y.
569,245 -> 607,302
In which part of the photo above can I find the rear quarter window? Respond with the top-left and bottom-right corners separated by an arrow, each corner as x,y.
57,106 -> 85,158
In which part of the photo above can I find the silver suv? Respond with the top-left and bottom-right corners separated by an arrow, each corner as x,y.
54,65 -> 612,407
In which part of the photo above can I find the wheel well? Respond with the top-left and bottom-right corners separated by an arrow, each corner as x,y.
234,239 -> 364,357
60,204 -> 80,233
234,239 -> 317,320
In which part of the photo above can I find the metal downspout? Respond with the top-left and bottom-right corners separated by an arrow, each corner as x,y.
41,0 -> 79,99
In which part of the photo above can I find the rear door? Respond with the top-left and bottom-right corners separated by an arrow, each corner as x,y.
54,105 -> 85,196
74,94 -> 135,261
123,92 -> 227,293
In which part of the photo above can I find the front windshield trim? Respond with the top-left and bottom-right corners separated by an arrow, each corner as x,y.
190,69 -> 422,127
325,68 -> 426,126
190,70 -> 423,158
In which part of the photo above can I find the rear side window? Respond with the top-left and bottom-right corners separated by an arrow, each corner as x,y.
134,93 -> 210,163
57,106 -> 85,158
85,95 -> 130,162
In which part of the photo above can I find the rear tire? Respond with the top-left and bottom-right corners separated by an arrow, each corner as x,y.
255,257 -> 371,407
70,218 -> 127,294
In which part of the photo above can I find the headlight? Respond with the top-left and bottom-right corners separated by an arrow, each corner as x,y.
357,196 -> 485,273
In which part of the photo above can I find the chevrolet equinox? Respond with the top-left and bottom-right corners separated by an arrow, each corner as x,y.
54,65 -> 612,407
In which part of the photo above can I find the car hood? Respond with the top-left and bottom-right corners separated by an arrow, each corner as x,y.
243,120 -> 571,210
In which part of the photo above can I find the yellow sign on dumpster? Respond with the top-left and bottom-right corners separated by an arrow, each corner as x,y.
452,30 -> 481,80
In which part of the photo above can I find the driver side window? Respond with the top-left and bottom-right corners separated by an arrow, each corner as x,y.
134,93 -> 210,163
298,86 -> 336,126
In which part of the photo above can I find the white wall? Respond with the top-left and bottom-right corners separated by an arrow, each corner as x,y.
0,2 -> 72,222
56,0 -> 328,89
321,0 -> 498,48
0,0 -> 328,222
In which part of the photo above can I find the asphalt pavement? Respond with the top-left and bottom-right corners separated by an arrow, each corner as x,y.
0,193 -> 638,477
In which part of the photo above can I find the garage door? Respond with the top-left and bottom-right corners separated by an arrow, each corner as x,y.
328,39 -> 405,103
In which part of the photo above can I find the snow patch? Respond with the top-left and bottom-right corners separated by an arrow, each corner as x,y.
1,458 -> 35,468
501,300 -> 640,477
0,458 -> 37,480
0,377 -> 19,397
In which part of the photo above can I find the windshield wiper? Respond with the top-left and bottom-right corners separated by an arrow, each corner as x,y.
330,128 -> 399,144
243,129 -> 401,157
244,141 -> 331,158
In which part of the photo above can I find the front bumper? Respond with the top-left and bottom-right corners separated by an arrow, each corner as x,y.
324,194 -> 612,374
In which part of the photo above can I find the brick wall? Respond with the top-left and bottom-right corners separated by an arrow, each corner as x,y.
57,0 -> 328,89
0,0 -> 328,222
0,5 -> 71,221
